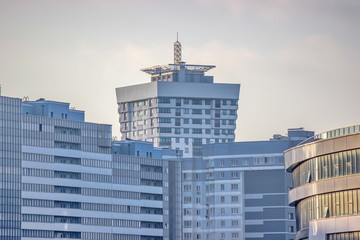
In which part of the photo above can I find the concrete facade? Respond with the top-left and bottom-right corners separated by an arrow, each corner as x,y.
182,128 -> 314,240
285,125 -> 360,240
116,64 -> 240,158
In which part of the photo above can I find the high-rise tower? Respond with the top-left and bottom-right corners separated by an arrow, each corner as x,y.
116,40 -> 240,158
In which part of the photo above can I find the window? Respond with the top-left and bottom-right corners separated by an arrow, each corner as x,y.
184,118 -> 189,124
215,100 -> 221,108
231,196 -> 238,202
192,109 -> 202,115
221,196 -> 225,203
184,185 -> 192,192
205,119 -> 211,124
184,197 -> 192,204
159,108 -> 171,113
184,221 -> 192,228
159,128 -> 172,133
158,97 -> 170,104
159,118 -> 171,123
231,208 -> 238,214
232,232 -> 239,239
192,99 -> 202,105
184,99 -> 189,105
205,100 -> 211,105
205,109 -> 211,115
159,137 -> 171,146
231,160 -> 238,166
220,160 -> 225,166
215,110 -> 220,118
215,120 -> 220,127
175,118 -> 181,126
192,128 -> 202,134
184,109 -> 189,114
220,184 -> 225,191
231,184 -> 238,190
231,172 -> 239,178
192,119 -> 202,124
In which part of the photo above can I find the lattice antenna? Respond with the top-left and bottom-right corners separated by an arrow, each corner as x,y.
174,32 -> 182,64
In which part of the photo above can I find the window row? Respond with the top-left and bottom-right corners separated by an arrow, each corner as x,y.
327,232 -> 360,240
296,189 -> 360,230
293,149 -> 360,187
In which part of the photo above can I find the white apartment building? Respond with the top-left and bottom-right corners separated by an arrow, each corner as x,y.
116,40 -> 240,158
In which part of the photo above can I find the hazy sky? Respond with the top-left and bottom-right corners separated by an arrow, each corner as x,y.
1,0 -> 359,141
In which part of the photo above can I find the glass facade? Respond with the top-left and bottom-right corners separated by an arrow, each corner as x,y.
292,149 -> 360,187
0,96 -> 171,240
296,189 -> 360,230
0,97 -> 22,240
285,126 -> 360,240
327,232 -> 360,240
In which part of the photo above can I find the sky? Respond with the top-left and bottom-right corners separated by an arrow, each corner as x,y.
0,0 -> 359,141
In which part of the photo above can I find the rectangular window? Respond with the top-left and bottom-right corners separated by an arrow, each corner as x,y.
192,128 -> 202,134
192,119 -> 202,124
159,118 -> 171,123
159,108 -> 171,113
192,99 -> 202,105
192,109 -> 202,115
231,160 -> 238,166
158,97 -> 171,104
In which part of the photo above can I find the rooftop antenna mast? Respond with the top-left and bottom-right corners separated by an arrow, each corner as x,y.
174,32 -> 182,64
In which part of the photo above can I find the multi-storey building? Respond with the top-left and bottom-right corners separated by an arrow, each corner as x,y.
285,125 -> 360,240
116,40 -> 240,158
182,128 -> 314,240
1,95 -> 177,240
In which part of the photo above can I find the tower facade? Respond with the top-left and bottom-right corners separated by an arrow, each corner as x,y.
1,95 -> 175,240
116,41 -> 240,158
285,125 -> 360,240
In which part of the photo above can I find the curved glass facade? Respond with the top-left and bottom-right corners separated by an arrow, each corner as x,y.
292,149 -> 360,187
296,189 -> 360,230
285,126 -> 360,240
327,232 -> 360,240
298,125 -> 360,145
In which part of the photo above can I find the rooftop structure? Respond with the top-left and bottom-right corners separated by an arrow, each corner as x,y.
116,39 -> 240,158
22,97 -> 84,121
